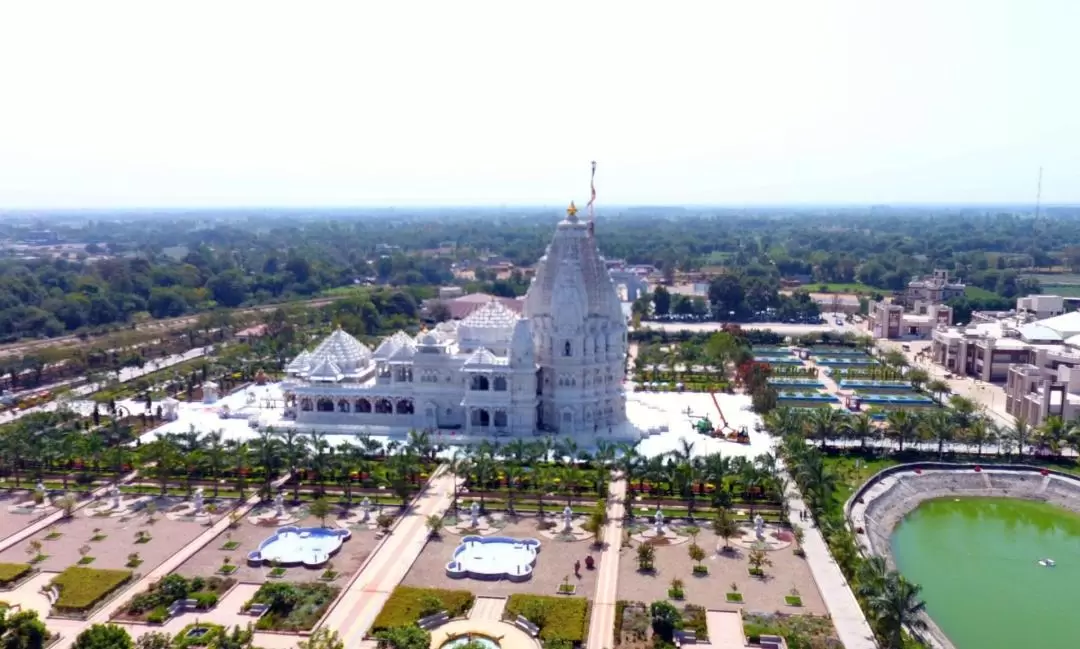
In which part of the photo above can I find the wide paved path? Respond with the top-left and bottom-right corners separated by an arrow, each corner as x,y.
782,474 -> 879,649
586,475 -> 626,649
706,610 -> 746,648
318,468 -> 458,648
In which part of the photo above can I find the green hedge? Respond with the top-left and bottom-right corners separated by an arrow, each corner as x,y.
0,563 -> 32,587
505,594 -> 590,643
51,567 -> 133,613
371,586 -> 475,633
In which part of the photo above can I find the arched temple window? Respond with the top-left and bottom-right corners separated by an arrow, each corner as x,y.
355,398 -> 372,413
494,411 -> 508,428
396,399 -> 414,414
472,409 -> 491,427
564,340 -> 572,357
337,399 -> 350,413
300,398 -> 313,412
317,398 -> 334,412
470,375 -> 490,391
375,398 -> 393,414
493,376 -> 508,391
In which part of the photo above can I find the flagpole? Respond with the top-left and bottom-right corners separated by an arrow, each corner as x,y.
586,160 -> 597,236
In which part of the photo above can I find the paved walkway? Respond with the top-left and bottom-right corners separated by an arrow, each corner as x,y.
781,474 -> 879,649
48,473 -> 290,649
586,475 -> 626,649
431,619 -> 539,649
317,468 -> 458,648
470,596 -> 508,621
706,610 -> 746,648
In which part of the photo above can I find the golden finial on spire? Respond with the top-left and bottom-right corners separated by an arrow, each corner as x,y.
567,201 -> 578,217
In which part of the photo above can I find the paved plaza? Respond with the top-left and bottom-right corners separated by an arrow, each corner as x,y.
173,511 -> 382,584
0,490 -> 54,533
614,534 -> 827,615
0,502 -> 204,572
402,517 -> 601,598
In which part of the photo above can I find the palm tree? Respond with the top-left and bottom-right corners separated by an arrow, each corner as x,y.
559,464 -> 583,507
446,450 -> 470,514
203,430 -> 228,498
469,451 -> 497,513
224,439 -> 250,498
138,438 -> 181,496
274,428 -> 309,502
918,410 -> 953,459
1036,416 -> 1069,457
249,429 -> 282,499
884,410 -> 919,453
841,412 -> 877,452
792,450 -> 837,517
307,435 -> 333,496
503,463 -> 524,515
868,573 -> 928,649
807,407 -> 844,449
925,379 -> 951,404
700,452 -> 732,509
1012,418 -> 1031,458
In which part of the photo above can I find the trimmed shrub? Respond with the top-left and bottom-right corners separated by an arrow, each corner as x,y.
371,586 -> 475,632
52,567 -> 133,614
505,594 -> 589,643
0,563 -> 33,587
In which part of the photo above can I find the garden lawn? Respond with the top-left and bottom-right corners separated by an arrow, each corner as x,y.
51,566 -> 133,614
0,563 -> 32,587
505,594 -> 590,643
371,586 -> 475,632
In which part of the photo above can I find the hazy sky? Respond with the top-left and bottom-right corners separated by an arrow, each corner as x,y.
0,1 -> 1077,208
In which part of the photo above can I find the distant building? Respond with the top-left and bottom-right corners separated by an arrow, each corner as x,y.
1016,294 -> 1066,320
901,270 -> 965,308
869,301 -> 951,339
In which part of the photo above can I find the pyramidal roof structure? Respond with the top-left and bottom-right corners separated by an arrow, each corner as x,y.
287,327 -> 373,378
461,299 -> 521,329
523,203 -> 623,322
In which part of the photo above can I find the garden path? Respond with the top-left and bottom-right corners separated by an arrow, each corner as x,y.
585,475 -> 626,649
705,610 -> 746,648
469,596 -> 508,621
781,472 -> 878,649
317,466 -> 458,648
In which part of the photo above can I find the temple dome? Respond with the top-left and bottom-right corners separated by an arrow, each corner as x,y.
286,327 -> 373,379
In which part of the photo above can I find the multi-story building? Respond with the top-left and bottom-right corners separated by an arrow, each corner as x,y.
869,301 -> 952,339
280,202 -> 629,439
901,270 -> 965,308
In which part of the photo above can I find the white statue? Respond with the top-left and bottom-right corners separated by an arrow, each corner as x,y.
274,492 -> 285,518
193,488 -> 204,514
562,505 -> 574,533
360,496 -> 372,523
470,500 -> 481,528
110,484 -> 121,509
654,506 -> 665,535
35,481 -> 46,497
754,514 -> 765,541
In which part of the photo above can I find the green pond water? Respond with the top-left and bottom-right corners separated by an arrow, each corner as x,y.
891,497 -> 1080,649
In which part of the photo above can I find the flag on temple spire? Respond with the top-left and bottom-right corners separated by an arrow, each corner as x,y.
586,160 -> 597,220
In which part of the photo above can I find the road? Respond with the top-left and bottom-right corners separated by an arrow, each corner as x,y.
0,296 -> 339,360
641,312 -> 861,337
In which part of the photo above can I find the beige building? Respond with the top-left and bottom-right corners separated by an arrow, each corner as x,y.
902,270 -> 965,308
1005,363 -> 1080,427
869,301 -> 952,339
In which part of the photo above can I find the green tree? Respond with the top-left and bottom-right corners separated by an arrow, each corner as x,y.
72,624 -> 133,649
868,573 -> 928,649
649,600 -> 681,643
298,628 -> 345,649
652,286 -> 671,316
134,631 -> 172,649
0,608 -> 49,649
308,498 -> 332,527
375,626 -> 430,649
712,508 -> 739,551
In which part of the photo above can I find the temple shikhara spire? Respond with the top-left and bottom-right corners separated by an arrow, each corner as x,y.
278,166 -> 629,440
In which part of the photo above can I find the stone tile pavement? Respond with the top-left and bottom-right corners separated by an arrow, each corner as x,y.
782,474 -> 879,649
586,475 -> 626,649
470,596 -> 508,621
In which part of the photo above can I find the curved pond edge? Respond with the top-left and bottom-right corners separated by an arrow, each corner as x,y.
844,463 -> 1080,649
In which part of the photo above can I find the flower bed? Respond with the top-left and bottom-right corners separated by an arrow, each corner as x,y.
505,594 -> 589,643
371,586 -> 475,632
51,567 -> 133,615
243,582 -> 339,631
0,563 -> 32,588
115,574 -> 235,623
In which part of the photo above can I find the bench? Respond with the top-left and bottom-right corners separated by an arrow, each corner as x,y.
42,586 -> 60,605
760,634 -> 787,649
673,626 -> 699,643
513,615 -> 540,637
417,611 -> 450,630
247,603 -> 270,617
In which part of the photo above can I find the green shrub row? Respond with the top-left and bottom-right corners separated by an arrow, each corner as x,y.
505,594 -> 590,642
51,567 -> 133,613
0,563 -> 32,588
371,586 -> 475,632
